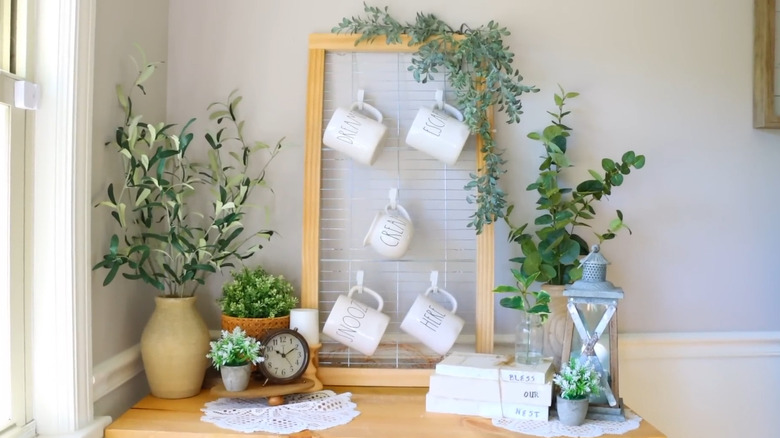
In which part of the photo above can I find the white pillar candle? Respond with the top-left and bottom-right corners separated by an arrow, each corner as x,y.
289,308 -> 320,346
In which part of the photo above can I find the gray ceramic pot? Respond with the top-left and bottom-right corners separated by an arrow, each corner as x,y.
220,363 -> 251,392
556,395 -> 589,426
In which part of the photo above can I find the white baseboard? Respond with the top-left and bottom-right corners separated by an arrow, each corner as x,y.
92,345 -> 143,402
0,421 -> 35,438
617,332 -> 780,438
34,417 -> 111,438
92,331 -> 222,401
619,331 -> 780,360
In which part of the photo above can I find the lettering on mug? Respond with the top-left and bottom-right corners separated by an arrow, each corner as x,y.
421,110 -> 447,137
379,217 -> 407,247
335,299 -> 369,342
336,112 -> 362,144
420,305 -> 446,332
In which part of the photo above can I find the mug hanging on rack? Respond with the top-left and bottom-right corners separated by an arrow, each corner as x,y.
363,188 -> 414,259
322,89 -> 388,166
405,89 -> 470,165
322,271 -> 390,356
400,271 -> 464,355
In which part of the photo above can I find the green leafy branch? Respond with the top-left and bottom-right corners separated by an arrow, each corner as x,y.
507,87 -> 646,285
93,50 -> 284,297
333,3 -> 538,233
493,270 -> 551,321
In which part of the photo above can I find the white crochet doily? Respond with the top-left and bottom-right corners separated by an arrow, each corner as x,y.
201,390 -> 360,434
492,409 -> 642,438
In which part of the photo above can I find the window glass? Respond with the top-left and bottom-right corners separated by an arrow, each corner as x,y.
0,102 -> 10,430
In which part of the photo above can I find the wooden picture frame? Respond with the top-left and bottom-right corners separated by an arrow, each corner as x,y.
301,34 -> 495,386
754,0 -> 780,128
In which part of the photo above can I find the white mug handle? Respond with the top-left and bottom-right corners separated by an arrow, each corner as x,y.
384,203 -> 411,221
349,101 -> 383,123
424,286 -> 458,314
441,103 -> 464,122
347,285 -> 385,313
433,89 -> 464,122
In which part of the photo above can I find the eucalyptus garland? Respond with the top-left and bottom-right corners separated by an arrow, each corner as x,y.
333,4 -> 538,233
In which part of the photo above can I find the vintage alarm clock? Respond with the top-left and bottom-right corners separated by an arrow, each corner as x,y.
257,328 -> 310,384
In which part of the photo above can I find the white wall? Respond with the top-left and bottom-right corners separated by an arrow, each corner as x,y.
165,0 -> 780,335
88,0 -> 780,435
91,0 -> 169,419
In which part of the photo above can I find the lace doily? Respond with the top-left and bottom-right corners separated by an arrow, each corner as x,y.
492,409 -> 642,438
201,390 -> 360,434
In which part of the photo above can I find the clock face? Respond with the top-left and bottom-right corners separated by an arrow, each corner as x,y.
258,329 -> 310,384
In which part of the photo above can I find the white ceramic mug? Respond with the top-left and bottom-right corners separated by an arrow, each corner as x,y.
322,285 -> 390,356
363,203 -> 413,259
405,90 -> 470,165
322,93 -> 388,166
400,285 -> 464,356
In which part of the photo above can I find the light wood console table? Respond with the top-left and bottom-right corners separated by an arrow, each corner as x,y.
105,386 -> 666,438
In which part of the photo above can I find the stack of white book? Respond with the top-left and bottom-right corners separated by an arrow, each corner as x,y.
426,352 -> 554,421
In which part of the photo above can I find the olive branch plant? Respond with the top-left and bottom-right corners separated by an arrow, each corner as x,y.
93,50 -> 285,297
332,3 -> 538,233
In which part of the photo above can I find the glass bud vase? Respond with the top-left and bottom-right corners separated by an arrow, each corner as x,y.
515,312 -> 543,365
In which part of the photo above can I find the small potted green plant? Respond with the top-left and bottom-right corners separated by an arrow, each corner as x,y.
218,266 -> 299,340
207,327 -> 263,392
552,358 -> 601,426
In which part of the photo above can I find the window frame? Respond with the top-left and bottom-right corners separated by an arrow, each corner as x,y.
0,0 -> 32,434
0,78 -> 30,436
3,0 -> 112,436
754,0 -> 780,128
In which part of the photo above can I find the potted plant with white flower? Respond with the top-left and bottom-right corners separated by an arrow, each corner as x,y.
552,358 -> 601,426
207,327 -> 264,392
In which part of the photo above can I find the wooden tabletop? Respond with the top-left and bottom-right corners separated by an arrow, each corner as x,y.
105,386 -> 666,438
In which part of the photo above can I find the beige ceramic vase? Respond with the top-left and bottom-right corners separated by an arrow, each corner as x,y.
140,296 -> 210,399
542,284 -> 568,370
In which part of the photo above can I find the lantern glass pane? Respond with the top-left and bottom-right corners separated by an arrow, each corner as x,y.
569,301 -> 611,405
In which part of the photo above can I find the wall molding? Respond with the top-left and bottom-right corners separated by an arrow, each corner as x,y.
32,0 -> 98,434
92,345 -> 144,402
36,418 -> 111,438
619,331 -> 780,360
93,330 -> 221,400
92,330 -> 780,399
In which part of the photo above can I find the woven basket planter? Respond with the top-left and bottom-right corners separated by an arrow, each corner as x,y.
220,314 -> 290,341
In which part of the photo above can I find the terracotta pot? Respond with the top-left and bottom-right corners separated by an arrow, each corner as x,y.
556,395 -> 589,426
140,296 -> 210,399
542,284 -> 567,370
220,363 -> 252,391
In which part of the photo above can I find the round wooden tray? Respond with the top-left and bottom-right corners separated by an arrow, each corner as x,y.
210,377 -> 316,405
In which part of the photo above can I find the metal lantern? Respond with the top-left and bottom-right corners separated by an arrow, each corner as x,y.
562,245 -> 625,421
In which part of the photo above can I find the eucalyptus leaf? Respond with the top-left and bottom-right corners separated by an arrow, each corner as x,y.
333,4 -> 539,234
499,89 -> 645,288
